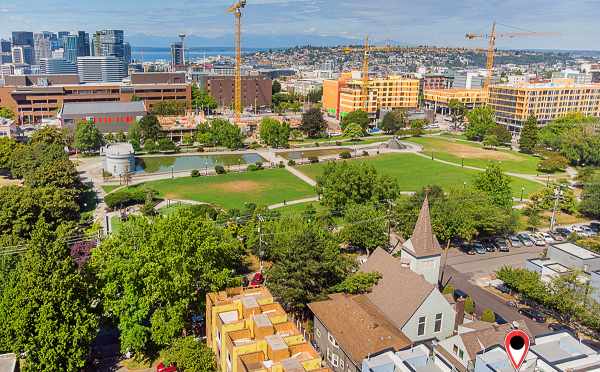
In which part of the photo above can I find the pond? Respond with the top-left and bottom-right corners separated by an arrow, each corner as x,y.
134,153 -> 266,174
279,149 -> 348,160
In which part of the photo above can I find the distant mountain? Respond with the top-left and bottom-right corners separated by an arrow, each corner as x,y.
127,33 -> 361,49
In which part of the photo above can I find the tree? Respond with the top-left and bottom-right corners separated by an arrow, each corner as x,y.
524,204 -> 542,232
138,114 -> 162,143
343,122 -> 364,139
300,108 -> 327,138
340,203 -> 387,254
259,117 -> 290,148
481,309 -> 496,323
483,134 -> 499,148
465,106 -> 496,141
163,337 -> 216,372
380,110 -> 406,133
74,120 -> 104,153
158,138 -> 177,152
0,107 -> 15,120
151,100 -> 187,116
442,284 -> 455,295
92,210 -> 244,355
580,182 -> 600,219
519,115 -> 539,154
330,272 -> 382,294
24,158 -> 82,190
208,118 -> 244,150
448,99 -> 466,130
464,296 -> 475,314
0,222 -> 99,371
529,186 -> 577,214
307,87 -> 323,103
265,216 -> 354,311
30,127 -> 67,147
537,154 -> 569,173
474,164 -> 513,209
341,110 -> 370,131
0,137 -> 17,171
317,162 -> 399,212
272,80 -> 282,95
191,84 -> 217,113
487,125 -> 512,145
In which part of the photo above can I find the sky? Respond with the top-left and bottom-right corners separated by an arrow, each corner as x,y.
0,0 -> 599,49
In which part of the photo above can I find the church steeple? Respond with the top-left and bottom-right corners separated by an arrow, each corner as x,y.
408,195 -> 442,258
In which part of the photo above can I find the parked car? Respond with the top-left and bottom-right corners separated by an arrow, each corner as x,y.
531,234 -> 546,246
590,222 -> 600,233
581,226 -> 596,237
250,272 -> 264,286
157,362 -> 177,372
554,227 -> 572,237
517,233 -> 534,247
496,284 -> 511,294
454,289 -> 469,299
549,231 -> 565,242
494,238 -> 510,252
518,308 -> 546,323
548,323 -> 575,334
473,242 -> 486,255
494,313 -> 508,324
482,240 -> 496,252
540,232 -> 555,243
466,248 -> 476,255
509,235 -> 522,248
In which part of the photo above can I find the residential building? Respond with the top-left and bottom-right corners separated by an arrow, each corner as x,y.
93,30 -> 125,61
530,332 -> 600,371
473,344 -> 538,372
420,74 -> 453,90
196,75 -> 272,109
488,81 -> 600,133
77,56 -> 126,83
551,69 -> 593,85
40,58 -> 77,75
436,321 -> 534,372
130,72 -> 186,85
323,72 -> 419,119
171,42 -> 184,67
59,101 -> 147,133
11,46 -> 35,65
205,286 -> 329,372
0,118 -> 17,139
361,344 -> 452,372
452,72 -> 498,90
33,33 -> 52,64
0,39 -> 12,64
423,89 -> 486,115
0,74 -> 191,124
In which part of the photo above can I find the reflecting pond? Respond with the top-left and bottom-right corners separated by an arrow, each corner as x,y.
135,153 -> 266,173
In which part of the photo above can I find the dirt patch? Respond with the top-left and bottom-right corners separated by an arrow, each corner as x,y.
0,176 -> 21,187
435,140 -> 521,161
207,180 -> 265,193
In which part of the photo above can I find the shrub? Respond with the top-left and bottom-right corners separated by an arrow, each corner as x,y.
158,138 -> 177,152
278,161 -> 285,168
196,146 -> 205,153
287,159 -> 296,166
481,309 -> 496,323
538,154 -> 569,173
442,284 -> 455,295
191,169 -> 200,177
464,296 -> 475,314
339,151 -> 352,159
143,140 -> 159,153
104,189 -> 147,210
249,142 -> 261,150
314,142 -> 320,147
102,169 -> 113,178
215,165 -> 226,174
255,162 -> 264,169
362,150 -> 369,157
308,156 -> 319,164
336,141 -> 343,146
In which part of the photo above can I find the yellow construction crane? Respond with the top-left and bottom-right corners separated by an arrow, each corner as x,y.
466,22 -> 558,94
344,36 -> 405,112
227,0 -> 246,123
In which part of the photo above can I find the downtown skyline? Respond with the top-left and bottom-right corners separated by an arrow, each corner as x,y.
0,0 -> 599,50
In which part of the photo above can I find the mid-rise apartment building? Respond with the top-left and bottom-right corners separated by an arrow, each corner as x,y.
423,88 -> 486,114
0,73 -> 191,124
196,75 -> 272,109
206,286 -> 329,372
323,72 -> 419,119
488,80 -> 600,132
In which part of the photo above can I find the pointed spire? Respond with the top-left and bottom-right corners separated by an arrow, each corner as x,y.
409,195 -> 442,257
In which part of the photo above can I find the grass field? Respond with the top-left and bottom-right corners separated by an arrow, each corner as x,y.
405,136 -> 543,174
126,168 -> 315,210
101,185 -> 121,193
290,135 -> 391,148
296,153 -> 544,198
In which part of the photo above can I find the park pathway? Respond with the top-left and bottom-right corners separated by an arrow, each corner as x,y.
268,196 -> 320,210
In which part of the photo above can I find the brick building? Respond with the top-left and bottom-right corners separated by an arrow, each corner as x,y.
196,75 -> 272,109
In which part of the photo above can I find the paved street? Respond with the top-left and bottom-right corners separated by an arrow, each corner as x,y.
443,246 -> 549,336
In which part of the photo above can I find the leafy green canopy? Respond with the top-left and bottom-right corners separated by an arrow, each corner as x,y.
341,110 -> 370,131
91,209 -> 245,355
330,272 -> 382,295
163,337 -> 216,372
474,163 -> 513,210
259,117 -> 291,148
74,120 -> 104,153
196,118 -> 244,150
465,106 -> 496,141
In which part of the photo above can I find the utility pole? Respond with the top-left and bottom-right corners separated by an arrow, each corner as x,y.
550,186 -> 563,232
258,215 -> 265,271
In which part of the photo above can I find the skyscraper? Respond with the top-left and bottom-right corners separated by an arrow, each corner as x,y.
77,31 -> 90,58
34,33 -> 52,64
0,39 -> 12,64
40,58 -> 77,74
93,30 -> 125,60
11,31 -> 34,47
57,31 -> 69,48
123,42 -> 131,64
171,42 -> 184,67
11,31 -> 35,65
63,35 -> 79,64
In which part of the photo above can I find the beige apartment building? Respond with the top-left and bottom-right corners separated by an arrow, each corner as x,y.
423,88 -> 486,115
488,80 -> 600,132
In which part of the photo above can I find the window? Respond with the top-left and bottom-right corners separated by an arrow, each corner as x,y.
328,332 -> 339,348
340,359 -> 344,369
434,313 -> 443,333
315,327 -> 321,338
453,344 -> 459,355
330,353 -> 340,367
459,350 -> 464,359
417,316 -> 426,336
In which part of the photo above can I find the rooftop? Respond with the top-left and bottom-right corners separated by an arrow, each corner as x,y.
103,143 -> 134,157
0,353 -> 17,372
61,101 -> 146,116
552,243 -> 600,260
531,332 -> 597,365
402,196 -> 442,258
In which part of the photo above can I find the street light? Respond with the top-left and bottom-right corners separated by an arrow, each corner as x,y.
520,187 -> 525,202
171,165 -> 174,179
463,181 -> 467,189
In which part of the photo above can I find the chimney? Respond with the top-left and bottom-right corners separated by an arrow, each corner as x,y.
454,297 -> 465,332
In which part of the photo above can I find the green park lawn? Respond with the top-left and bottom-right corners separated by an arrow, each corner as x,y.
405,136 -> 543,174
126,168 -> 315,210
296,153 -> 544,198
101,185 -> 121,193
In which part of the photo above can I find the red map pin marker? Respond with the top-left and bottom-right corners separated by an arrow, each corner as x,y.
504,329 -> 530,371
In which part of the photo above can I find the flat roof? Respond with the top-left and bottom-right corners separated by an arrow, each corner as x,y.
62,101 -> 146,116
531,332 -> 596,365
552,243 -> 600,260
